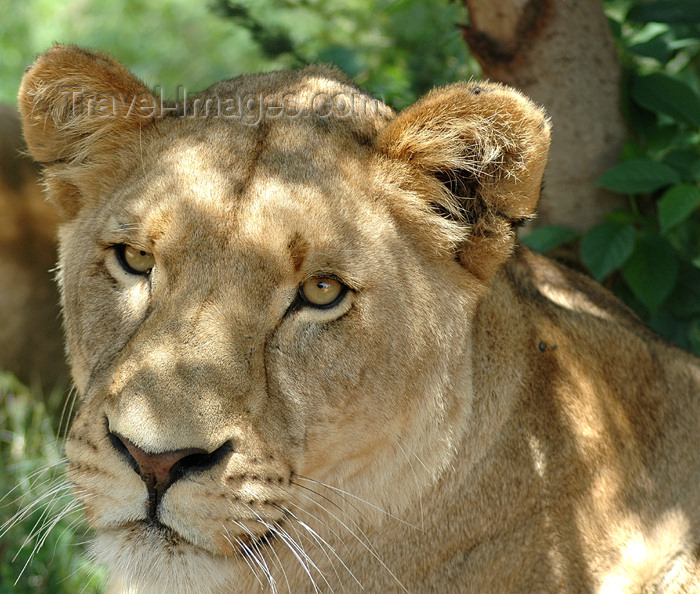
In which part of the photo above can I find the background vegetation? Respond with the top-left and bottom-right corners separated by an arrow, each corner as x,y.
1,0 -> 699,591
0,0 -> 475,108
523,0 -> 700,355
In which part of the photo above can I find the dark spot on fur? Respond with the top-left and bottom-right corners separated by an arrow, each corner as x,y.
539,341 -> 547,352
352,129 -> 374,147
288,232 -> 309,273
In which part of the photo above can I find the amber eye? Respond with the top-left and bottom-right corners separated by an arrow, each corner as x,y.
116,244 -> 155,275
300,277 -> 346,308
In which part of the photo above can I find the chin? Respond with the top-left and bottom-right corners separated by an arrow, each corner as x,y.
92,523 -> 250,594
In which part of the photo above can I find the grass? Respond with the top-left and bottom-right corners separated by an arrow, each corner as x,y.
0,372 -> 105,593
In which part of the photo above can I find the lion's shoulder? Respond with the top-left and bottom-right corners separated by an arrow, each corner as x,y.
505,245 -> 646,331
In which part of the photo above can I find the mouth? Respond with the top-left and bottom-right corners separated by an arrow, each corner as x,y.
122,516 -> 278,559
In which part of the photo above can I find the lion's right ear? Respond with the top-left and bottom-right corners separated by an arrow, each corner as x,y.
19,45 -> 159,218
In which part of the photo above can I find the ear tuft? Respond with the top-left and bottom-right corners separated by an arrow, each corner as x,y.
377,80 -> 550,279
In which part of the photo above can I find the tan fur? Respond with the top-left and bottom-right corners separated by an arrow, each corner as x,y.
0,103 -> 66,389
19,45 -> 700,593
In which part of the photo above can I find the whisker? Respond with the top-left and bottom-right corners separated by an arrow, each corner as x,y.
287,516 -> 344,590
291,483 -> 382,560
36,496 -> 85,554
295,476 -> 418,530
1,482 -> 73,538
257,524 -> 292,594
284,500 -> 354,558
57,385 -> 80,439
394,440 -> 424,531
0,459 -> 68,507
282,502 -> 364,591
21,484 -> 75,552
251,529 -> 276,593
243,501 -> 332,593
291,488 -> 408,593
15,496 -> 83,585
232,520 -> 275,590
268,521 -> 323,594
280,516 -> 335,594
223,524 -> 265,590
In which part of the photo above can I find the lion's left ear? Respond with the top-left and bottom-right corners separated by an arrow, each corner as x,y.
377,81 -> 550,280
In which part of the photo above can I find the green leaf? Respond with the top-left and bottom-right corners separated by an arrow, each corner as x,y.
605,209 -> 638,225
619,141 -> 648,161
628,0 -> 700,23
665,262 -> 700,316
628,22 -> 670,45
597,159 -> 680,194
627,25 -> 673,62
662,149 -> 700,183
689,319 -> 700,356
658,184 -> 700,232
648,309 -> 693,351
632,73 -> 700,127
621,233 -> 679,312
581,221 -> 636,281
628,35 -> 673,63
520,225 -> 578,253
318,46 -> 363,77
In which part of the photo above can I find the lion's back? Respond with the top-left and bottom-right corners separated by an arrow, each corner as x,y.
0,104 -> 66,389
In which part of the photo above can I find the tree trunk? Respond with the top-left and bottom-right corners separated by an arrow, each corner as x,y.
462,0 -> 627,230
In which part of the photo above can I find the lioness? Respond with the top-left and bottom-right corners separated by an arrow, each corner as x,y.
18,45 -> 700,593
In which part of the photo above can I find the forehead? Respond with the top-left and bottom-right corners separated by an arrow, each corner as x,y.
104,115 -> 391,266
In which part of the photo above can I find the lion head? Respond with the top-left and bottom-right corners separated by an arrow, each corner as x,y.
18,45 -> 557,592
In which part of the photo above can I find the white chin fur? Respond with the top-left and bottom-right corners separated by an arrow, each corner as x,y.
92,529 -> 257,594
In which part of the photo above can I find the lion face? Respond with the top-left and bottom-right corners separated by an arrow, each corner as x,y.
19,46 -> 549,592
61,114 -> 475,564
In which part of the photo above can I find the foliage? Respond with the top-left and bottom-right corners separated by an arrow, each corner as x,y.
524,0 -> 700,355
0,0 -> 476,109
0,374 -> 103,593
208,0 -> 477,108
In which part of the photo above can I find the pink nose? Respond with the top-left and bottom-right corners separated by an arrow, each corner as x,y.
109,431 -> 234,517
119,436 -> 206,495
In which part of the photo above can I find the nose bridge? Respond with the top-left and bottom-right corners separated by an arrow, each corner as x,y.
107,280 -> 266,453
153,284 -> 263,391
